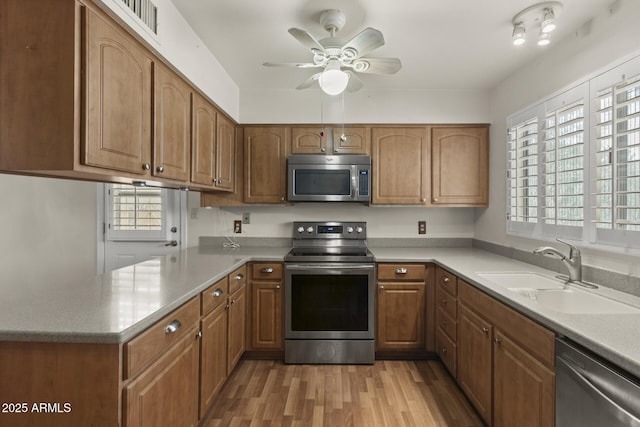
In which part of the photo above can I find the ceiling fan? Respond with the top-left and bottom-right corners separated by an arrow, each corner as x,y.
263,9 -> 402,95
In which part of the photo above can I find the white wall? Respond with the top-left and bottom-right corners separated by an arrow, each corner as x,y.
240,88 -> 491,124
95,0 -> 240,120
476,0 -> 640,276
0,175 -> 97,286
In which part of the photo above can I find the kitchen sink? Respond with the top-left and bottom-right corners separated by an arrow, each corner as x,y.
476,272 -> 566,290
531,289 -> 640,314
477,271 -> 640,314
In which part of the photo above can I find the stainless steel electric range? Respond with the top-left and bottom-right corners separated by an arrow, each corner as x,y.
284,221 -> 375,364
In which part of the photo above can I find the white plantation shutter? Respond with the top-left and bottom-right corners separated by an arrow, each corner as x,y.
107,184 -> 167,240
592,65 -> 640,248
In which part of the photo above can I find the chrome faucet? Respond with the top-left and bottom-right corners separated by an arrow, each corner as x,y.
533,239 -> 582,282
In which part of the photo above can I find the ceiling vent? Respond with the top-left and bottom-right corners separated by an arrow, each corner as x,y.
118,0 -> 158,35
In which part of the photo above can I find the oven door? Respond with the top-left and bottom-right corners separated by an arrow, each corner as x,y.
284,263 -> 375,340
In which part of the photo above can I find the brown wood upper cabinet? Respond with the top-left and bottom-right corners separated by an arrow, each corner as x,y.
372,127 -> 429,204
244,127 -> 288,203
290,126 -> 370,155
371,125 -> 489,206
431,126 -> 489,206
215,113 -> 236,191
154,62 -> 191,181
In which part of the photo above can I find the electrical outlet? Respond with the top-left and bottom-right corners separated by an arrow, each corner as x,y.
418,221 -> 427,235
234,220 -> 242,233
242,212 -> 250,224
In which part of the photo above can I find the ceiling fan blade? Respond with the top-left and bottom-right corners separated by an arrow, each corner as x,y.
288,28 -> 325,53
263,62 -> 322,69
342,27 -> 385,58
345,71 -> 363,92
353,57 -> 402,74
296,73 -> 321,90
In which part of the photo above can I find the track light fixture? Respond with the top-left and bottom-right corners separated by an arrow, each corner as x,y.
511,2 -> 562,47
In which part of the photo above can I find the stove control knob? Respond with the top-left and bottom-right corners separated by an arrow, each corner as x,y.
297,226 -> 305,233
356,227 -> 363,233
307,227 -> 314,233
347,227 -> 354,233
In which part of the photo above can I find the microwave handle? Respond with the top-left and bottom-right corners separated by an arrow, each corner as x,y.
351,165 -> 358,199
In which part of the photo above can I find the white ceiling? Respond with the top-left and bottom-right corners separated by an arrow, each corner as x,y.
171,0 -> 612,93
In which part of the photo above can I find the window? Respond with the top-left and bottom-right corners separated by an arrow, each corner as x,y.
507,53 -> 640,251
107,184 -> 168,241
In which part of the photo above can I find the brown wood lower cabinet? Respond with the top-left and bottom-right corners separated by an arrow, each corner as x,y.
124,327 -> 200,427
457,279 -> 555,427
248,262 -> 284,352
199,302 -> 228,418
227,284 -> 247,372
376,264 -> 427,351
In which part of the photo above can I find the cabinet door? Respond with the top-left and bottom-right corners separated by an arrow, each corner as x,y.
227,284 -> 246,373
124,329 -> 199,427
431,126 -> 488,206
290,127 -> 328,154
153,62 -> 191,181
199,302 -> 227,419
331,127 -> 370,154
493,331 -> 555,427
83,8 -> 152,175
215,113 -> 235,191
244,127 -> 288,203
251,280 -> 283,350
191,92 -> 216,187
458,304 -> 493,425
376,282 -> 425,350
372,127 -> 428,204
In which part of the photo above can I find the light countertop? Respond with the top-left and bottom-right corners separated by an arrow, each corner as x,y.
2,244 -> 640,379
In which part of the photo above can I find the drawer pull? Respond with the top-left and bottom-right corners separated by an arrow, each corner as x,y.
260,267 -> 274,274
212,288 -> 223,298
395,268 -> 408,274
235,273 -> 244,281
442,276 -> 450,283
164,320 -> 181,334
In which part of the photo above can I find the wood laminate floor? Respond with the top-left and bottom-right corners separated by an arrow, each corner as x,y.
201,360 -> 484,427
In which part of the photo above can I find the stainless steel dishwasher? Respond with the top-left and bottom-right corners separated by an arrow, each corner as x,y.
556,338 -> 640,426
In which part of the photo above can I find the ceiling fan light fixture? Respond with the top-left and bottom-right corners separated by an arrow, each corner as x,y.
319,67 -> 349,95
512,22 -> 526,46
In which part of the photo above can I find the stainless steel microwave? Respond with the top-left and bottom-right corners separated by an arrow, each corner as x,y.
287,154 -> 371,202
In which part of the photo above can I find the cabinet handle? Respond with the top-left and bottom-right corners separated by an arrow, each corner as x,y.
320,148 -> 326,153
142,163 -> 151,171
196,331 -> 202,339
442,299 -> 448,305
494,337 -> 502,344
164,320 -> 181,334
231,299 -> 237,305
213,178 -> 218,184
212,288 -> 223,297
442,348 -> 448,354
482,327 -> 489,334
235,273 -> 244,281
433,198 -> 439,202
421,198 -> 426,202
442,276 -> 449,283
218,178 -> 223,185
260,267 -> 274,274
156,165 -> 165,173
379,285 -> 385,290
395,268 -> 408,274
334,148 -> 339,153
281,196 -> 285,201
276,285 -> 281,289
442,320 -> 447,327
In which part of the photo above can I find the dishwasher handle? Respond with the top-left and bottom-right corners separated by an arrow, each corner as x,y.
557,355 -> 640,426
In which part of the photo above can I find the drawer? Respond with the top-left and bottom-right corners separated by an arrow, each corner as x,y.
435,266 -> 458,296
436,283 -> 457,320
459,279 -> 555,368
251,262 -> 283,280
124,296 -> 200,380
229,264 -> 247,293
436,327 -> 457,378
436,306 -> 457,342
201,276 -> 228,315
377,263 -> 426,281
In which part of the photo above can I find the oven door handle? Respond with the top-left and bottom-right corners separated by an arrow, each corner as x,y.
285,263 -> 374,273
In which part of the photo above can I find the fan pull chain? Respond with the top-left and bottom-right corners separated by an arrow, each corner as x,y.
319,90 -> 325,138
340,91 -> 346,143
